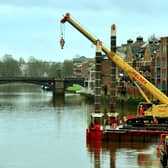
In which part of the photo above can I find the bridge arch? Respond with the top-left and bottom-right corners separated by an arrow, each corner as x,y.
0,77 -> 85,96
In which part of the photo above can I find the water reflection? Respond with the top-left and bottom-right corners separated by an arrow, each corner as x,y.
52,95 -> 65,107
0,84 -> 163,168
52,93 -> 87,107
87,140 -> 161,168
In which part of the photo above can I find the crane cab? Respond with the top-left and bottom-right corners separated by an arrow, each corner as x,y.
137,102 -> 153,117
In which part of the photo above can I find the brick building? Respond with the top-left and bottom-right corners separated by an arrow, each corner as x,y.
117,36 -> 160,97
72,36 -> 168,98
155,37 -> 168,95
72,56 -> 94,78
72,56 -> 95,89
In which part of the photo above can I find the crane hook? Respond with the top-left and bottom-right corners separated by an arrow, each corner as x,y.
60,23 -> 65,49
60,38 -> 65,49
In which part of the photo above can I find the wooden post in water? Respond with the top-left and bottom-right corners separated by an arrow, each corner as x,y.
95,41 -> 102,113
110,24 -> 117,112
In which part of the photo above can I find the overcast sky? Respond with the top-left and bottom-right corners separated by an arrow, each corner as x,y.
0,0 -> 168,62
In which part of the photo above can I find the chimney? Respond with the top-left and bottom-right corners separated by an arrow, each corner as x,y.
127,39 -> 133,44
136,36 -> 143,42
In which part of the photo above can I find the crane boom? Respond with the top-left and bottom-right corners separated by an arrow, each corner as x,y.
60,13 -> 168,104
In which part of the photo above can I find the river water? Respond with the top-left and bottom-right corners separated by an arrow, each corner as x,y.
0,84 -> 162,168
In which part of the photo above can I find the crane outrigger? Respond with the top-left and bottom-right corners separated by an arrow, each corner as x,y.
60,13 -> 168,141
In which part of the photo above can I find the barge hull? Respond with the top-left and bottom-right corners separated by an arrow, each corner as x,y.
87,129 -> 168,142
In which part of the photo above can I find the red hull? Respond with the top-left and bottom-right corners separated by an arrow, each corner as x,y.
87,129 -> 168,142
87,129 -> 103,141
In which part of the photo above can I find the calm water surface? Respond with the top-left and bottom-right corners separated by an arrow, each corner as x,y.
0,84 -> 162,168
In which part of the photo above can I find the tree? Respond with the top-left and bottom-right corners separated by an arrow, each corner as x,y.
63,60 -> 73,77
47,63 -> 63,78
19,57 -> 25,64
26,56 -> 48,77
0,61 -> 4,77
1,54 -> 21,77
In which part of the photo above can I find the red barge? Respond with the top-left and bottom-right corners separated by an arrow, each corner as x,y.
87,128 -> 168,142
86,113 -> 168,142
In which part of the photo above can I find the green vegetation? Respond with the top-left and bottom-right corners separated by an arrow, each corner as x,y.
0,54 -> 73,78
66,85 -> 82,92
125,97 -> 145,105
101,95 -> 145,106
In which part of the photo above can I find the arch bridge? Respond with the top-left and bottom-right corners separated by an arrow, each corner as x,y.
0,77 -> 85,96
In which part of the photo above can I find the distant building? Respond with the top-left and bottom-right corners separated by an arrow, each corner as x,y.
72,56 -> 88,77
72,36 -> 168,98
155,37 -> 168,95
72,56 -> 94,78
117,36 -> 160,97
72,56 -> 95,89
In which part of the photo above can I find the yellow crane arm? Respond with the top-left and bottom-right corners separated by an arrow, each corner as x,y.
60,13 -> 168,104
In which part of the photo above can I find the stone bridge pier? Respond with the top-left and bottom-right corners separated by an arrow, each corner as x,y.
53,79 -> 64,97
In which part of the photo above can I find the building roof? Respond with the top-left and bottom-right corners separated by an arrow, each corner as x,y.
117,37 -> 159,61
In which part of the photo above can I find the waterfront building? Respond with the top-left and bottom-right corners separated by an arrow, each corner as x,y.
72,56 -> 95,89
117,36 -> 160,98
155,37 -> 168,95
72,56 -> 94,78
71,36 -> 168,98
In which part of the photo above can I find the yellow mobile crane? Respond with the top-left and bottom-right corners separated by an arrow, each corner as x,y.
60,13 -> 168,122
